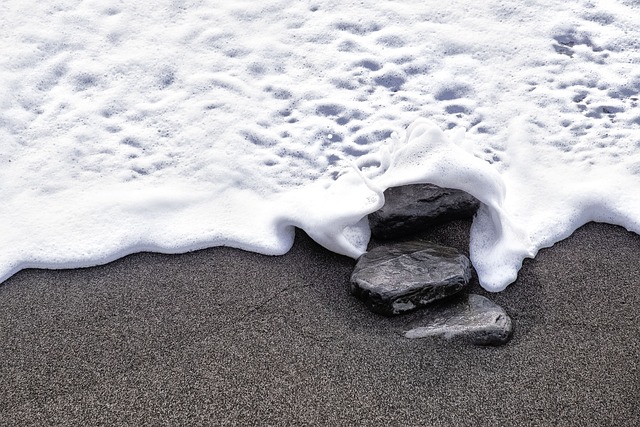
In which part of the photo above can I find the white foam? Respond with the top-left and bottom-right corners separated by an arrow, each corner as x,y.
2,1 -> 640,290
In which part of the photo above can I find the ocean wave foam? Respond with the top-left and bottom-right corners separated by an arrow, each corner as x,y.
2,0 -> 640,290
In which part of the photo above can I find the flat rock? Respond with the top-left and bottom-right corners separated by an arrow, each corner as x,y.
350,240 -> 472,316
369,184 -> 480,240
404,294 -> 513,346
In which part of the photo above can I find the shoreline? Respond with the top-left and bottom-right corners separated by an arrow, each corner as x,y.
1,221 -> 638,425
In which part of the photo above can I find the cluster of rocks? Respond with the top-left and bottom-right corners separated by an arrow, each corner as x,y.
350,184 -> 513,346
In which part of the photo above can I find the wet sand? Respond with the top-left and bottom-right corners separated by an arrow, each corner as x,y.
1,221 -> 639,426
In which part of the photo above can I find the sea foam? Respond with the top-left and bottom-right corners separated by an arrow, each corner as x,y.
2,0 -> 640,290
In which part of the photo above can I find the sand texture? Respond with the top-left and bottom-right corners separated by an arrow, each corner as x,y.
1,221 -> 639,426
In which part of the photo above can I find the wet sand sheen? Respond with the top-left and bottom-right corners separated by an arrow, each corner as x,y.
1,221 -> 638,426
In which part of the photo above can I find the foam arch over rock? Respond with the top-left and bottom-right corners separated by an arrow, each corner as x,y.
369,119 -> 535,291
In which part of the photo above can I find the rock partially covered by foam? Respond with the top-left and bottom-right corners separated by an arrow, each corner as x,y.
350,241 -> 472,316
369,184 -> 480,240
404,294 -> 513,346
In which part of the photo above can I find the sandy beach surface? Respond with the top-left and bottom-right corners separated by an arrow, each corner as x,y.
1,221 -> 639,426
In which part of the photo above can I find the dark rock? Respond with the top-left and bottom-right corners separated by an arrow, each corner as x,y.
403,294 -> 513,346
369,184 -> 480,240
350,241 -> 472,316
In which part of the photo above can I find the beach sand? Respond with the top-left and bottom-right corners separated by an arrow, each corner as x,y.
1,221 -> 639,426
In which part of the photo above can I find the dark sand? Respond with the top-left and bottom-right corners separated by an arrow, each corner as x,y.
1,221 -> 639,426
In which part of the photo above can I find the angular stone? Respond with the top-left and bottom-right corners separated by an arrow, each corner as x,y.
350,240 -> 472,316
369,184 -> 480,240
404,294 -> 513,346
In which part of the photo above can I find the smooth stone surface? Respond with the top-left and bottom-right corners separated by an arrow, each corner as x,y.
404,294 -> 513,346
350,240 -> 472,316
369,184 -> 480,239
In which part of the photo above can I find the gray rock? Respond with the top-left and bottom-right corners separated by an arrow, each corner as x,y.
350,241 -> 472,316
369,184 -> 480,240
404,294 -> 513,346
